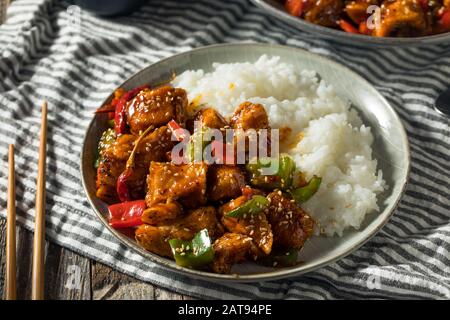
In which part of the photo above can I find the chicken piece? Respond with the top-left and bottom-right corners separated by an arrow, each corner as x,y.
96,134 -> 134,203
194,107 -> 228,129
219,195 -> 273,255
345,0 -> 379,24
141,200 -> 183,225
374,0 -> 429,37
96,126 -> 173,203
303,0 -> 345,27
266,191 -> 314,250
230,102 -> 269,131
146,162 -> 208,209
126,86 -> 187,135
207,165 -> 246,201
135,206 -> 221,257
211,233 -> 258,274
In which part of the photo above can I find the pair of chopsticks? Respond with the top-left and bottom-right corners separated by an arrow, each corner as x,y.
6,102 -> 48,300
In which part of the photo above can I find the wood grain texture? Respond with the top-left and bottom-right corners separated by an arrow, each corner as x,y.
91,261 -> 191,300
0,224 -> 194,300
45,243 -> 91,300
15,225 -> 34,300
0,218 -> 7,299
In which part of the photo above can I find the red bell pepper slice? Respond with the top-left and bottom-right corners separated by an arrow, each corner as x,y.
114,85 -> 148,134
285,0 -> 304,17
108,200 -> 146,229
338,19 -> 360,34
168,119 -> 188,142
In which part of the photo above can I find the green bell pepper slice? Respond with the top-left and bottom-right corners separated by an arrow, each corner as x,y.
290,176 -> 322,204
169,229 -> 214,268
225,195 -> 270,218
245,154 -> 296,190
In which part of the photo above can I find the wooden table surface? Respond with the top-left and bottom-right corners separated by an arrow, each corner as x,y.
0,219 -> 195,300
0,3 -> 194,301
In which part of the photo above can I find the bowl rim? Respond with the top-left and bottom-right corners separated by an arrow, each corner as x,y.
80,43 -> 411,282
250,0 -> 450,47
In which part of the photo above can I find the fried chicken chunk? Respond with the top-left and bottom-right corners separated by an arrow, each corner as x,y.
146,162 -> 208,209
136,206 -> 221,257
266,191 -> 314,250
141,200 -> 183,225
373,0 -> 429,37
126,86 -> 187,135
212,233 -> 258,274
304,0 -> 344,27
194,107 -> 228,129
219,195 -> 273,255
230,102 -> 269,131
207,165 -> 246,202
96,126 -> 173,203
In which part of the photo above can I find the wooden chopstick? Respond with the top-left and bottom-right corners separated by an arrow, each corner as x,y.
6,144 -> 16,300
31,101 -> 47,300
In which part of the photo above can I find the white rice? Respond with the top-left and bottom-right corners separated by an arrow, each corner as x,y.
173,55 -> 385,237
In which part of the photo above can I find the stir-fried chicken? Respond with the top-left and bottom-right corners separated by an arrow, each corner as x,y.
212,233 -> 258,274
136,206 -> 221,257
220,195 -> 274,255
126,86 -> 187,135
146,161 -> 208,209
267,191 -> 315,250
96,126 -> 173,203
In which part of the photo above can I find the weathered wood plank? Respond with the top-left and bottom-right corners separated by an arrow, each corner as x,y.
155,286 -> 184,300
91,261 -> 192,300
44,243 -> 91,300
91,260 -> 155,300
0,218 -> 7,299
15,225 -> 34,300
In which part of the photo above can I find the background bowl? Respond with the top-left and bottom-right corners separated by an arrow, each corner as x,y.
80,43 -> 410,282
251,0 -> 450,47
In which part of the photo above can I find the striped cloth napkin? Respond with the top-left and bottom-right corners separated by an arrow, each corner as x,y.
0,0 -> 449,299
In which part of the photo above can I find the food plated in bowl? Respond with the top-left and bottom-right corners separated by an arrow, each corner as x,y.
80,44 -> 410,281
251,0 -> 450,46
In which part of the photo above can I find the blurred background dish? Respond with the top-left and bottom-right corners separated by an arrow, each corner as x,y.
72,0 -> 148,17
251,0 -> 450,46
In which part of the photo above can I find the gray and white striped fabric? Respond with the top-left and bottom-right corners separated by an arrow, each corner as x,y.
0,0 -> 449,299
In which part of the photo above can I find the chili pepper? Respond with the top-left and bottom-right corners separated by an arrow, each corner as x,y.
258,248 -> 299,267
94,128 -> 117,169
116,125 -> 154,202
114,85 -> 149,134
245,154 -> 296,190
95,88 -> 125,114
439,9 -> 450,31
290,175 -> 322,204
108,199 -> 146,229
285,0 -> 304,17
338,19 -> 359,34
225,195 -> 270,218
168,229 -> 214,268
359,21 -> 369,35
